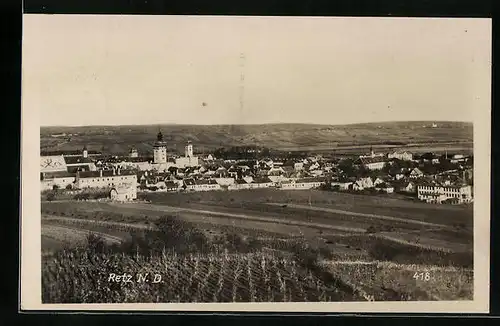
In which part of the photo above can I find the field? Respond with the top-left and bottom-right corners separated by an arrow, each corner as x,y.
40,121 -> 473,155
41,188 -> 474,303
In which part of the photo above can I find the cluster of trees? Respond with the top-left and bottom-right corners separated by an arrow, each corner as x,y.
213,146 -> 270,160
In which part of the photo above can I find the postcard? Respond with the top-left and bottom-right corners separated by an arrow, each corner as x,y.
20,15 -> 491,313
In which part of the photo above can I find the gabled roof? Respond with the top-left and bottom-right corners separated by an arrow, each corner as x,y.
165,181 -> 178,188
253,176 -> 273,184
64,156 -> 94,165
359,156 -> 387,165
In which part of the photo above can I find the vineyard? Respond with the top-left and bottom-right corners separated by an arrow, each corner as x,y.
42,250 -> 363,303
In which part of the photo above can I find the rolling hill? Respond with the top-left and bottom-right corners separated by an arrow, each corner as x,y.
40,121 -> 473,156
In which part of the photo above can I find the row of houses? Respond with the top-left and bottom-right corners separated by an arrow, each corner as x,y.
141,175 -> 326,192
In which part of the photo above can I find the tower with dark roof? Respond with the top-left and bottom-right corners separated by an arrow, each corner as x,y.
82,145 -> 88,158
153,131 -> 167,164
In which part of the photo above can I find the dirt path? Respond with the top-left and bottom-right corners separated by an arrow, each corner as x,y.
41,224 -> 123,244
267,203 -> 446,228
43,215 -> 153,231
107,202 -> 367,233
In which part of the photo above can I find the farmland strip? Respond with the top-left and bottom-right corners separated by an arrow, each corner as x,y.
267,203 -> 445,228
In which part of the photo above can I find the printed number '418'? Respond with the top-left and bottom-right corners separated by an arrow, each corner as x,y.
413,271 -> 431,281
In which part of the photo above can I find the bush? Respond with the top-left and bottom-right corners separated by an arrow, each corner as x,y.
85,233 -> 107,254
46,192 -> 56,202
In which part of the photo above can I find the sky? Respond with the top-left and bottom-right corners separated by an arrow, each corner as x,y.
22,15 -> 491,127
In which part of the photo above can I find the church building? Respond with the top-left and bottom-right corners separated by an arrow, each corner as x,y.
175,140 -> 200,168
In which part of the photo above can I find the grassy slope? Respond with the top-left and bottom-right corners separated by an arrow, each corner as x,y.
40,121 -> 473,154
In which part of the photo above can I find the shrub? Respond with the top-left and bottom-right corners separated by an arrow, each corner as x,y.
46,192 -> 56,202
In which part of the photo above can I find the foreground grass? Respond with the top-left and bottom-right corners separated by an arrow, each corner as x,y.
321,260 -> 473,301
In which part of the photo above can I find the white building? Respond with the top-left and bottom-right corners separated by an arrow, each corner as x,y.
280,178 -> 324,190
110,185 -> 137,201
375,183 -> 394,193
75,169 -> 137,189
129,147 -> 139,158
175,140 -> 200,168
409,168 -> 424,179
183,178 -> 221,191
417,182 -> 472,204
228,179 -> 251,190
358,150 -> 388,170
331,180 -> 353,190
388,151 -> 413,161
353,177 -> 374,191
294,162 -> 304,171
215,177 -> 235,187
40,155 -> 68,173
40,171 -> 76,191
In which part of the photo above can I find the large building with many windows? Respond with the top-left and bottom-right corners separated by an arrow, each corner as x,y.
75,168 -> 137,189
417,181 -> 472,204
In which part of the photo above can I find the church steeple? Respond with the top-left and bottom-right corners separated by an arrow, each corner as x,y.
156,131 -> 163,142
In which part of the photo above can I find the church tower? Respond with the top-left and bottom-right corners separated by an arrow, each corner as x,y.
82,145 -> 88,158
153,131 -> 167,164
185,140 -> 193,158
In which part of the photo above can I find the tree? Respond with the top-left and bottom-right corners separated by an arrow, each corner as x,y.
338,158 -> 356,177
46,192 -> 56,202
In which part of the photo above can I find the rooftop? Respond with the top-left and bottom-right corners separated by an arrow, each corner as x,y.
64,156 -> 94,165
77,170 -> 137,178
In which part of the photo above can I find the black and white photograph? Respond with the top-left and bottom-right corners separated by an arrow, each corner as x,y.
21,15 -> 491,312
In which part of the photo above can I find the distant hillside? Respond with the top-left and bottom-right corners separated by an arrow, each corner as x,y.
40,121 -> 473,155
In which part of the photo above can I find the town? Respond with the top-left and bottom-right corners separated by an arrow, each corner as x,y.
40,130 -> 474,205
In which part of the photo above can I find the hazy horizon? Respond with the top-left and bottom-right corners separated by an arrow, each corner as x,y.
23,15 -> 491,127
40,119 -> 473,129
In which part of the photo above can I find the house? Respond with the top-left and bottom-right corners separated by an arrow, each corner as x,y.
353,177 -> 374,190
308,162 -> 320,171
409,168 -> 424,179
374,183 -> 394,194
165,181 -> 179,192
64,156 -> 98,172
75,169 -> 137,189
243,176 -> 254,184
417,181 -> 472,204
228,178 -> 251,190
357,156 -> 387,171
280,178 -> 324,190
40,155 -> 68,173
268,167 -> 285,176
249,177 -> 274,189
40,171 -> 76,191
193,179 -> 221,191
183,178 -> 196,191
373,177 -> 385,186
294,162 -> 304,171
331,177 -> 354,190
399,181 -> 416,193
110,184 -> 137,201
215,177 -> 235,187
388,151 -> 413,161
